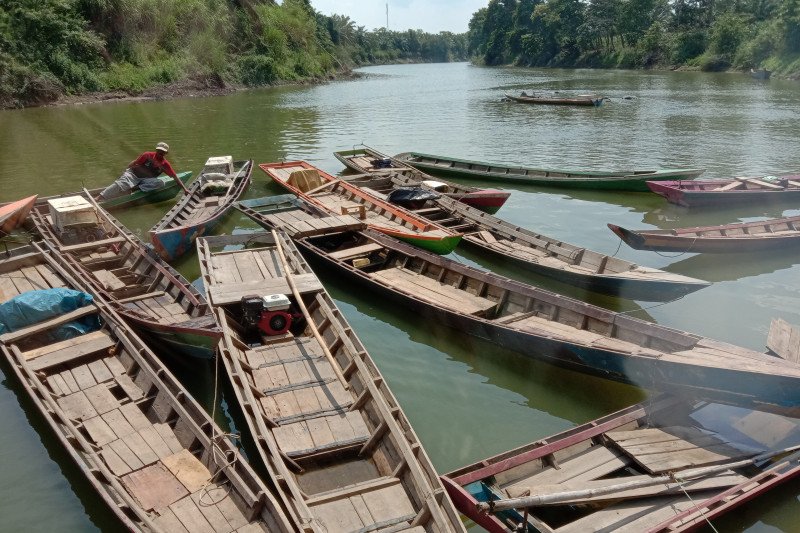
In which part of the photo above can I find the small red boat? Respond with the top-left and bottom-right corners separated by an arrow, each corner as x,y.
0,195 -> 37,235
334,146 -> 511,214
647,175 -> 800,207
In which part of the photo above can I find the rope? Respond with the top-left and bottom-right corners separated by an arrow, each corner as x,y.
672,475 -> 721,533
197,350 -> 241,507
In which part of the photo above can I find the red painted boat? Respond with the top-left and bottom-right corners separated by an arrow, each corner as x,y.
647,175 -> 800,207
442,394 -> 800,533
0,195 -> 37,235
334,146 -> 511,214
259,160 -> 462,254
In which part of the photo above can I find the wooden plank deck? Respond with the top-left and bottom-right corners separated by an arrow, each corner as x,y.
371,267 -> 497,316
606,426 -> 751,474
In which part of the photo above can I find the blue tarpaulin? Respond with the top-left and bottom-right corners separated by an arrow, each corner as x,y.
0,289 -> 101,341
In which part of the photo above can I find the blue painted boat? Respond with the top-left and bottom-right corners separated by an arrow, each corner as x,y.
150,159 -> 252,261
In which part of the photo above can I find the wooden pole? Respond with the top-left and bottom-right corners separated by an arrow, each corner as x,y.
477,444 -> 800,513
270,230 -> 350,390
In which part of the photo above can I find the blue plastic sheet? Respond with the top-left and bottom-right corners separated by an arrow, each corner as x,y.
0,288 -> 101,341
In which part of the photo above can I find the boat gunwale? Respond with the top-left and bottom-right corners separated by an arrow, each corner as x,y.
196,230 -> 465,533
0,243 -> 293,532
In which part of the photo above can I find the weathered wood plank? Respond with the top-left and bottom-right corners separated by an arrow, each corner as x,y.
163,449 -> 213,492
121,462 -> 189,511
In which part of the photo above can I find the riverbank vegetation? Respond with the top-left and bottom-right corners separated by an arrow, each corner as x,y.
467,0 -> 800,76
0,0 -> 467,109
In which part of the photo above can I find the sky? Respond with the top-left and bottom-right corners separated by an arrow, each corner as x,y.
309,0 -> 487,34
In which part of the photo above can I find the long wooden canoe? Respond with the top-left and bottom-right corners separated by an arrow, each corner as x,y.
99,171 -> 193,210
260,160 -> 462,254
647,176 -> 800,207
150,160 -> 252,260
30,191 -> 219,358
238,197 -> 800,417
0,194 -> 37,235
339,174 -> 709,301
505,93 -> 604,106
441,394 -> 800,533
0,244 -> 294,532
394,152 -> 705,191
197,231 -> 465,533
608,215 -> 800,253
334,146 -> 510,214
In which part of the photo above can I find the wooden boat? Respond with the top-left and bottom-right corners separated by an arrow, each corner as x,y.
150,159 -> 252,260
441,394 -> 800,533
29,191 -> 219,358
0,194 -> 37,235
197,231 -> 465,533
608,214 -> 800,253
505,92 -> 604,106
0,172 -> 192,221
260,160 -> 462,254
394,152 -> 705,192
335,173 -> 709,301
99,171 -> 193,210
238,196 -> 800,417
647,176 -> 800,207
0,244 -> 294,532
334,146 -> 511,214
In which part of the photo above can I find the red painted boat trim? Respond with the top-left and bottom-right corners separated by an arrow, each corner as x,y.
646,463 -> 800,532
440,475 -> 507,533
449,400 -> 670,486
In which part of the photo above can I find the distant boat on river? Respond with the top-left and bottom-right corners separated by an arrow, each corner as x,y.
506,92 -> 604,106
751,68 -> 771,80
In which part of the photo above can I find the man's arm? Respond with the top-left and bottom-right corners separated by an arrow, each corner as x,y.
162,160 -> 188,194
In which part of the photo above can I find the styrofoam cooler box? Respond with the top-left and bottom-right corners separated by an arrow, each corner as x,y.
204,156 -> 233,175
48,196 -> 97,233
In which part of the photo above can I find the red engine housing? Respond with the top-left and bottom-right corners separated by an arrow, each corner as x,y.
257,310 -> 292,336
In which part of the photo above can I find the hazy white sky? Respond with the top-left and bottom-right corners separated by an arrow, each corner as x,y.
310,0 -> 486,34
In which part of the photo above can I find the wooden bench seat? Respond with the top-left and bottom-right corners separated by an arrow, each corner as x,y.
504,445 -> 631,495
370,267 -> 497,316
25,330 -> 115,372
207,274 -> 323,306
0,305 -> 98,344
329,242 -> 385,260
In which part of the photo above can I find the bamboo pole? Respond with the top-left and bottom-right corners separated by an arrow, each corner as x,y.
477,444 -> 800,514
270,230 -> 350,390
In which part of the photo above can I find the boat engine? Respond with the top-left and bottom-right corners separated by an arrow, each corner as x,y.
240,294 -> 293,336
371,158 -> 393,169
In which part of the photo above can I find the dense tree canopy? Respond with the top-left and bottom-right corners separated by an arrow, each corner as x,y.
467,0 -> 794,72
0,0 -> 467,108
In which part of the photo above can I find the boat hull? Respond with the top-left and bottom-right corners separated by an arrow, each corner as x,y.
506,94 -> 603,106
460,237 -> 709,300
299,241 -> 800,416
98,171 -> 193,210
647,179 -> 800,207
0,195 -> 37,234
395,153 -> 703,191
457,191 -> 506,214
608,222 -> 800,253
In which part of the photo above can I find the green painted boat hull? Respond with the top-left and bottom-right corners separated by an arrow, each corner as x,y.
98,171 -> 193,210
146,329 -> 217,359
395,152 -> 703,192
396,234 -> 461,255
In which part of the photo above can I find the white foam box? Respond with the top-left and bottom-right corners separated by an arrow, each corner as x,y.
48,196 -> 97,232
204,156 -> 233,175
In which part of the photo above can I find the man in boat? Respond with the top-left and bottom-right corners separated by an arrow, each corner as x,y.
99,142 -> 189,200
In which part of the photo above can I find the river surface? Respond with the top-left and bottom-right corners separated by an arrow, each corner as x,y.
2,63 -> 800,531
